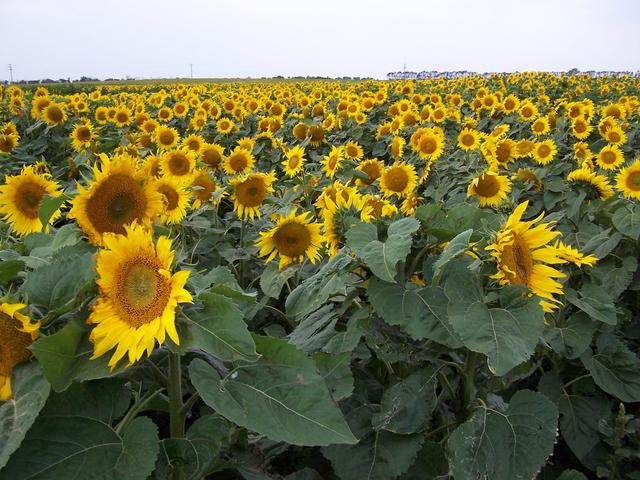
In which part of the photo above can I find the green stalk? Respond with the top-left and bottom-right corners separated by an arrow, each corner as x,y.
239,217 -> 246,288
168,352 -> 185,439
459,351 -> 479,421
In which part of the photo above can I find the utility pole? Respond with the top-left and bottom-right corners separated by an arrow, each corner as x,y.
8,64 -> 13,83
190,64 -> 193,79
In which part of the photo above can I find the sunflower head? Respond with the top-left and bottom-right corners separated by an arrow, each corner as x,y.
154,126 -> 180,151
380,162 -> 417,198
616,159 -> 640,200
467,171 -> 512,207
161,148 -> 196,181
229,172 -> 276,220
224,147 -> 255,175
0,303 -> 39,400
152,177 -> 191,224
89,223 -> 192,369
282,145 -> 305,177
42,102 -> 67,126
567,168 -> 614,201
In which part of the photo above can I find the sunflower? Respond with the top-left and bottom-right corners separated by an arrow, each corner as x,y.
229,171 -> 276,219
216,118 -> 235,135
152,177 -> 191,224
458,128 -> 480,150
293,122 -> 309,140
391,136 -> 405,159
615,160 -> 640,199
531,117 -> 550,136
154,126 -> 180,151
379,162 -> 417,198
308,125 -> 326,146
363,194 -> 398,218
512,168 -> 543,192
323,190 -> 372,256
236,136 -> 256,152
282,145 -> 305,177
412,127 -> 445,161
344,141 -> 364,161
161,148 -> 196,182
182,134 -> 204,155
42,102 -> 67,126
483,138 -> 517,167
69,153 -> 163,245
571,117 -> 592,139
201,143 -> 225,170
532,140 -> 557,166
401,191 -> 420,216
603,125 -> 627,145
257,210 -> 324,269
596,145 -> 624,170
486,201 -> 570,312
0,133 -> 19,154
89,223 -> 192,369
552,241 -> 597,267
0,303 -> 40,400
567,168 -> 614,200
573,141 -> 593,164
467,171 -> 512,207
70,121 -> 95,152
142,154 -> 163,178
224,147 -> 255,175
322,145 -> 344,179
114,106 -> 132,127
351,159 -> 381,187
0,166 -> 63,236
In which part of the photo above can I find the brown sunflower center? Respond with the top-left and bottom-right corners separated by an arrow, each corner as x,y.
461,133 -> 475,147
115,260 -> 171,327
500,232 -> 534,285
15,181 -> 46,219
625,171 -> 640,191
385,168 -> 409,192
476,174 -> 501,197
202,148 -> 222,168
193,174 -> 215,201
158,185 -> 179,210
287,155 -> 301,169
230,153 -> 248,172
496,143 -> 512,163
116,112 -> 128,124
574,121 -> 586,133
236,178 -> 267,207
158,131 -> 175,146
87,174 -> 147,235
537,145 -> 551,158
608,131 -> 621,143
602,151 -> 616,164
359,163 -> 381,184
346,146 -> 358,158
420,137 -> 437,154
47,106 -> 63,123
77,127 -> 92,141
168,153 -> 191,176
0,312 -> 33,377
273,222 -> 311,258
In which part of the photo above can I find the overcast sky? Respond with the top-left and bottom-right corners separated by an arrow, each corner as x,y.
2,0 -> 639,81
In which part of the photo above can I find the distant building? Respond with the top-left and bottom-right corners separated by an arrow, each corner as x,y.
386,70 -> 640,80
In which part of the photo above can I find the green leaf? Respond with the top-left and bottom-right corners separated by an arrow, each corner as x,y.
38,194 -> 68,228
30,319 -> 121,391
565,284 -> 617,325
114,417 -> 161,480
448,390 -> 559,480
402,440 -> 448,479
22,250 -> 95,310
448,288 -> 545,376
288,304 -> 339,353
0,362 -> 51,469
0,259 -> 23,286
582,335 -> 640,402
559,394 -> 610,461
543,312 -> 598,359
431,228 -> 472,285
259,263 -> 296,298
360,217 -> 420,283
189,336 -> 357,446
181,292 -> 259,363
557,469 -> 589,480
313,352 -> 354,402
612,204 -> 640,239
372,367 -> 439,434
345,222 -> 377,256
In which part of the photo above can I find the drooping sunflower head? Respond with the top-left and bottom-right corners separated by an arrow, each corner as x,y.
282,145 -> 305,177
323,190 -> 371,257
200,143 -> 224,170
229,171 -> 276,219
487,201 -> 568,312
356,159 -> 384,186
379,162 -> 417,198
512,168 -> 543,192
616,160 -> 640,200
256,210 -> 324,269
161,148 -> 196,181
467,171 -> 512,207
224,147 -> 255,175
89,223 -> 192,369
152,176 -> 191,224
0,303 -> 40,400
69,153 -> 163,245
567,168 -> 614,201
0,165 -> 63,236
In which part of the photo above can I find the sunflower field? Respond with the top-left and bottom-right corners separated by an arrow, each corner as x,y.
0,74 -> 639,479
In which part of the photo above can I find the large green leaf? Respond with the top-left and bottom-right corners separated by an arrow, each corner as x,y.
359,217 -> 420,283
448,287 -> 545,376
559,394 -> 610,462
402,440 -> 448,479
313,352 -> 354,402
259,263 -> 296,298
288,304 -> 339,353
372,367 -> 439,434
368,278 -> 461,348
180,292 -> 259,363
431,228 -> 472,284
582,335 -> 640,402
0,362 -> 50,469
448,390 -> 559,480
189,336 -> 357,446
543,312 -> 598,360
612,204 -> 640,240
565,284 -> 617,326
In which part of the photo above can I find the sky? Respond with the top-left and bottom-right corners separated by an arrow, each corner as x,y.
2,0 -> 640,82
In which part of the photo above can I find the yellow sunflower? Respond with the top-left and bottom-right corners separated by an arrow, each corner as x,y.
323,189 -> 372,256
0,303 -> 40,400
152,177 -> 191,224
532,140 -> 557,166
42,102 -> 67,126
458,128 -> 480,150
154,126 -> 180,151
201,143 -> 225,170
282,145 -> 305,177
182,134 -> 204,156
356,159 -> 384,186
391,136 -> 405,159
191,169 -> 219,209
615,159 -> 640,199
344,141 -> 364,161
161,148 -> 196,182
0,133 -> 19,154
0,166 -> 63,236
487,201 -> 573,312
379,162 -> 417,198
567,168 -> 614,200
322,145 -> 344,179
257,210 -> 324,269
69,153 -> 163,245
70,121 -> 95,152
216,117 -> 235,135
89,223 -> 192,369
229,171 -> 276,219
596,145 -> 624,170
467,171 -> 511,207
224,147 -> 255,175
412,127 -> 445,161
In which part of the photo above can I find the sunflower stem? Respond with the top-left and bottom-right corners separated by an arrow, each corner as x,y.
115,386 -> 163,435
459,351 -> 479,421
239,217 -> 247,288
168,352 -> 185,439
